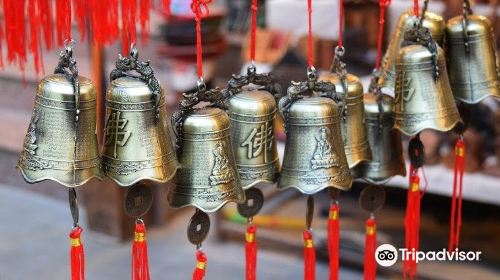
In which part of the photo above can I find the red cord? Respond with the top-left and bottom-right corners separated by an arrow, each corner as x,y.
245,224 -> 257,280
303,230 -> 316,280
338,0 -> 344,48
162,0 -> 171,16
404,171 -> 421,280
28,0 -> 44,74
327,204 -> 339,280
413,0 -> 419,16
193,250 -> 207,280
375,0 -> 391,70
250,0 -> 258,62
307,0 -> 313,67
191,0 -> 212,78
69,226 -> 85,280
55,0 -> 72,46
364,218 -> 377,280
132,222 -> 150,280
449,139 -> 465,251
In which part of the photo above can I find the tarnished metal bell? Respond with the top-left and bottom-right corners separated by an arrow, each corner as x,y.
226,66 -> 281,189
353,91 -> 406,184
319,73 -> 371,168
169,85 -> 245,213
394,44 -> 462,135
379,9 -> 445,91
278,71 -> 352,194
446,14 -> 500,103
102,48 -> 177,187
18,46 -> 103,187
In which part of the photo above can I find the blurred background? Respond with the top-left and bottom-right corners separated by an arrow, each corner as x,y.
0,0 -> 500,279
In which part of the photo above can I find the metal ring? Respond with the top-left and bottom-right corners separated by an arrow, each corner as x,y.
197,78 -> 206,92
334,46 -> 345,57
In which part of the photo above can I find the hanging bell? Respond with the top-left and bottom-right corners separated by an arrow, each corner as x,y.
102,47 -> 177,187
379,9 -> 445,91
319,72 -> 372,168
226,66 -> 281,189
446,14 -> 500,103
278,69 -> 352,194
18,45 -> 103,187
168,84 -> 245,212
353,90 -> 406,184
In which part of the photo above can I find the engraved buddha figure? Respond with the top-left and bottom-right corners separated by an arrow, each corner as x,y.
210,142 -> 234,185
311,127 -> 339,169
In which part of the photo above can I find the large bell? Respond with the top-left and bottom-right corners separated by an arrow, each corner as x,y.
394,44 -> 462,135
168,89 -> 245,213
278,78 -> 352,194
353,92 -> 406,184
102,49 -> 177,187
446,14 -> 500,103
319,73 -> 372,168
379,10 -> 445,91
18,47 -> 103,187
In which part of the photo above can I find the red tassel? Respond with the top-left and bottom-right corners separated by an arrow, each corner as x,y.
73,0 -> 88,41
0,0 -> 3,69
162,0 -> 171,16
449,138 -> 465,251
327,204 -> 339,280
303,230 -> 316,280
3,0 -> 27,70
28,0 -> 44,74
69,226 -> 85,280
139,0 -> 151,43
38,0 -> 54,49
192,250 -> 207,280
403,173 -> 421,280
132,222 -> 150,280
364,218 -> 377,280
55,0 -> 72,45
245,224 -> 257,280
121,0 -> 137,55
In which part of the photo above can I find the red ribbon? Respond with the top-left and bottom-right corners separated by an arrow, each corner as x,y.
327,204 -> 339,280
338,0 -> 344,48
191,0 -> 212,78
303,230 -> 316,280
132,222 -> 150,280
375,0 -> 391,70
449,138 -> 465,251
245,224 -> 257,280
404,170 -> 421,280
307,0 -> 313,67
249,0 -> 258,62
69,226 -> 85,280
55,0 -> 72,45
413,0 -> 419,16
192,250 -> 207,280
363,218 -> 377,280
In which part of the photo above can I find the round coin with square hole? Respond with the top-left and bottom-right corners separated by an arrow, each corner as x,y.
237,188 -> 264,218
124,183 -> 153,218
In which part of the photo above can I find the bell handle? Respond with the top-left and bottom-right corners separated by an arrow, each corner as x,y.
461,0 -> 473,52
54,40 -> 80,123
226,65 -> 283,101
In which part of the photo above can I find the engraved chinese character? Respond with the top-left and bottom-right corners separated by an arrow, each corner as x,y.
105,111 -> 131,157
241,122 -> 274,162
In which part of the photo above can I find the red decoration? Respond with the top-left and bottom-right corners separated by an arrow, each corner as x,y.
38,0 -> 53,49
363,218 -> 377,280
132,222 -> 150,280
28,0 -> 44,74
192,250 -> 207,280
327,204 -> 339,280
191,0 -> 212,78
245,224 -> 257,280
404,172 -> 421,280
249,0 -> 258,62
3,0 -> 27,70
162,0 -> 171,16
303,230 -> 316,280
307,0 -> 313,67
55,0 -> 72,45
375,0 -> 391,70
69,226 -> 85,280
449,138 -> 465,251
413,0 -> 419,16
139,0 -> 151,43
337,0 -> 344,48
121,0 -> 137,55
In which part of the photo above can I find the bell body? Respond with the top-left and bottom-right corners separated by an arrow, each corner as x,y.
394,45 -> 462,136
320,73 -> 371,168
228,90 -> 280,189
446,15 -> 500,104
379,10 -> 445,91
102,77 -> 177,187
18,74 -> 103,187
353,93 -> 406,184
278,97 -> 352,194
168,107 -> 245,213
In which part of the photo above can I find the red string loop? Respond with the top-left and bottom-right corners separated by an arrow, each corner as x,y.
375,0 -> 391,70
307,0 -> 314,67
191,0 -> 212,78
250,0 -> 258,62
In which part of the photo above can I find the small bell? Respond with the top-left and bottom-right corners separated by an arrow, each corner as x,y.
102,46 -> 177,187
278,69 -> 352,194
379,9 -> 445,91
446,13 -> 500,103
18,45 -> 103,187
169,83 -> 245,212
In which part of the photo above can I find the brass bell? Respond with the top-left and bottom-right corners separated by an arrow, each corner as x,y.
18,46 -> 103,187
379,9 -> 445,91
394,44 -> 462,135
278,70 -> 352,194
226,66 -> 281,189
102,47 -> 177,187
446,14 -> 500,103
353,91 -> 406,184
319,72 -> 372,168
168,85 -> 245,212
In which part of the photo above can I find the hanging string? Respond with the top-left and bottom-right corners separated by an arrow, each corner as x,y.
337,0 -> 344,48
363,217 -> 377,280
192,250 -> 207,280
132,221 -> 150,280
413,0 -> 419,16
306,0 -> 314,67
69,226 -> 85,280
375,0 -> 391,70
327,203 -> 340,280
56,0 -> 72,45
245,224 -> 257,280
191,0 -> 212,79
250,0 -> 258,63
449,138 -> 465,251
303,230 -> 316,280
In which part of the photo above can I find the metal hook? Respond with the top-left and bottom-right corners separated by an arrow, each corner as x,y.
197,78 -> 207,93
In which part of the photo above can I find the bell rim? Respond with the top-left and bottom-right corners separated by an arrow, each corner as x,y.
393,118 -> 464,136
452,93 -> 500,105
354,166 -> 407,185
17,167 -> 104,188
277,183 -> 352,195
104,165 -> 178,188
241,178 -> 278,190
167,193 -> 246,213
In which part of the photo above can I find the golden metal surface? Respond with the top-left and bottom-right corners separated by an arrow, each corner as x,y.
379,10 -> 445,91
446,15 -> 500,104
319,73 -> 372,168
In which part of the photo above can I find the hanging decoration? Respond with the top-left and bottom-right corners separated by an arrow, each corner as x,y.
327,192 -> 340,280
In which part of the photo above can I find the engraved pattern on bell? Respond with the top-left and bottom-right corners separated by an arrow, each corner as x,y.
278,97 -> 352,194
168,107 -> 246,213
102,77 -> 178,187
18,74 -> 103,187
319,73 -> 372,168
379,10 -> 445,91
394,45 -> 462,136
446,15 -> 500,104
352,93 -> 406,184
228,90 -> 280,189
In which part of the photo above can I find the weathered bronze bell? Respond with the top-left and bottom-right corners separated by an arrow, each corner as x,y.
278,70 -> 352,194
169,85 -> 245,213
18,46 -> 103,187
319,73 -> 372,168
353,91 -> 406,184
446,14 -> 500,103
102,48 -> 177,187
379,9 -> 445,91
